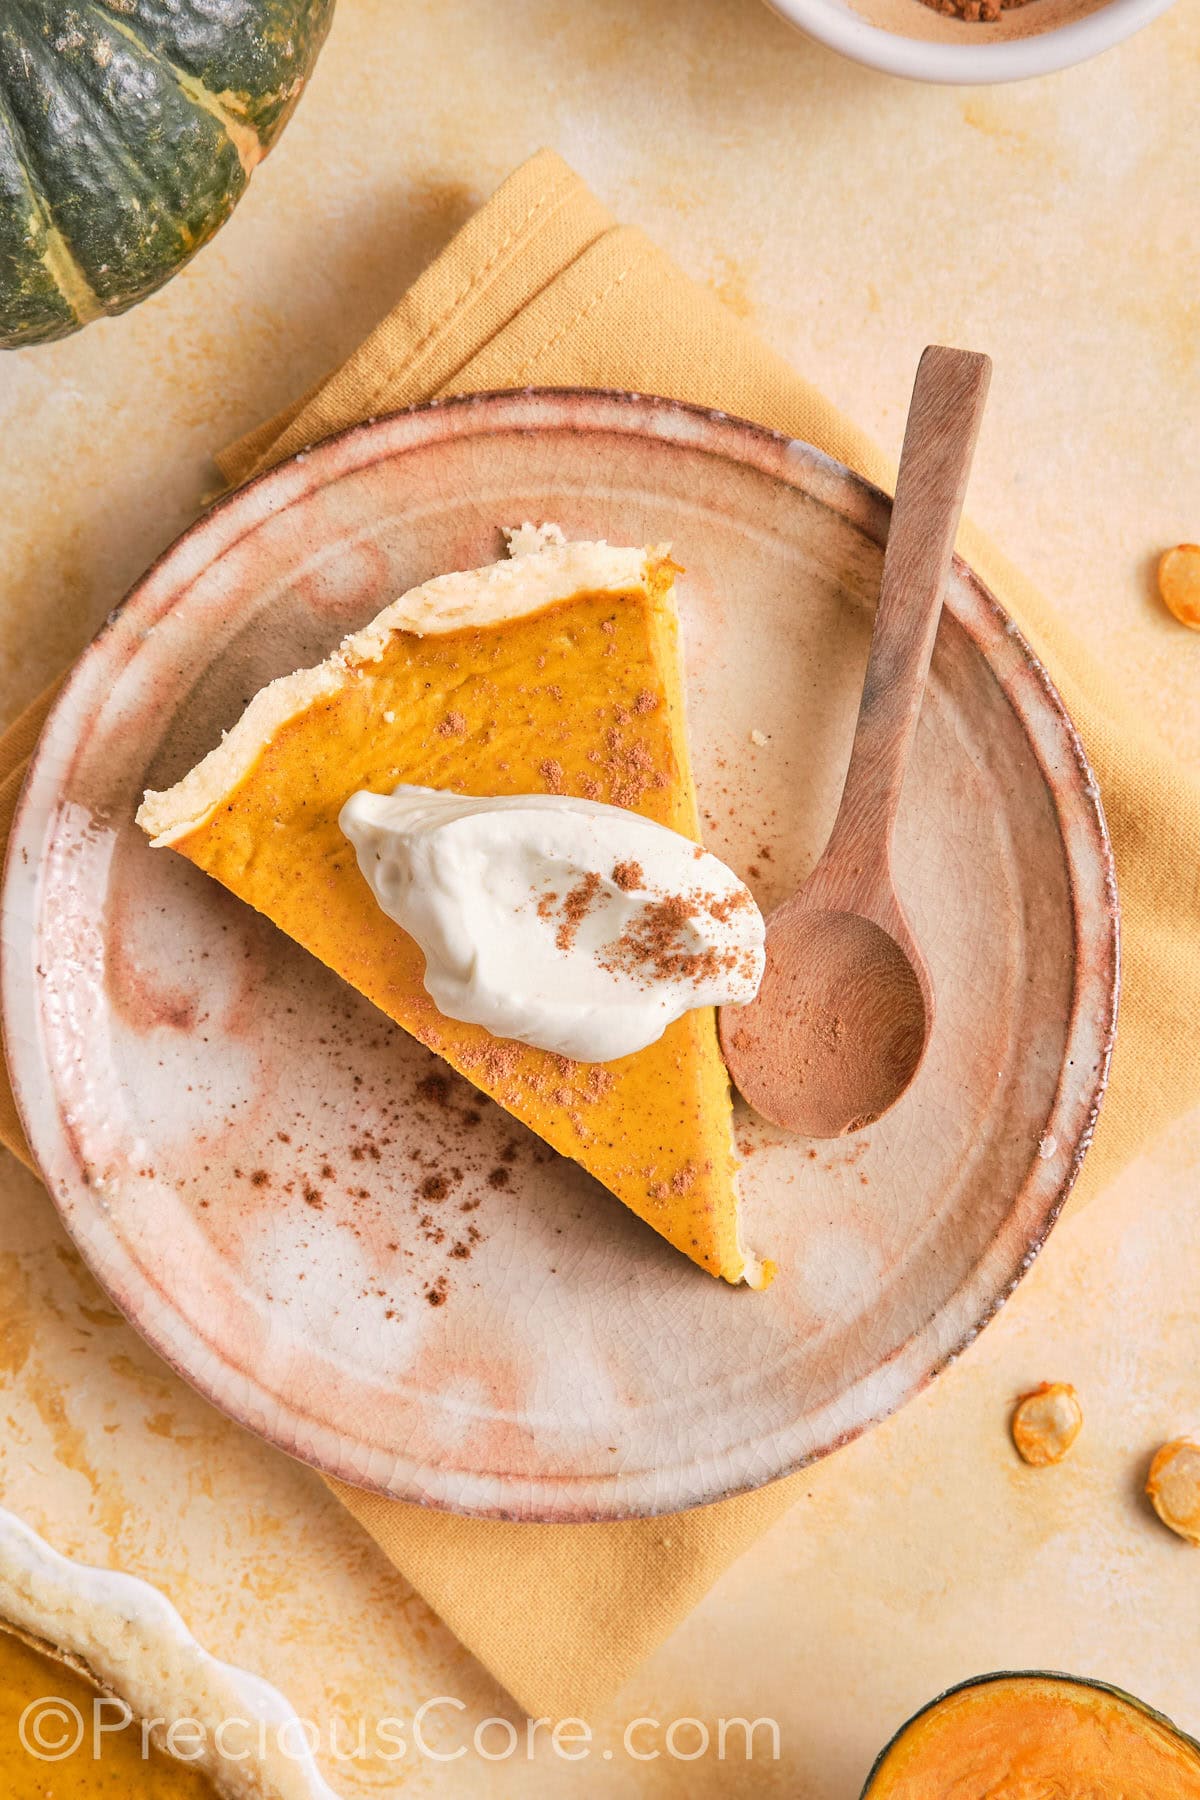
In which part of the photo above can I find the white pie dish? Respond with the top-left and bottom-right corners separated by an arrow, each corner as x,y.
0,1505 -> 338,1798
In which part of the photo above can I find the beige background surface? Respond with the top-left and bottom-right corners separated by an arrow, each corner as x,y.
1,0 -> 1198,1793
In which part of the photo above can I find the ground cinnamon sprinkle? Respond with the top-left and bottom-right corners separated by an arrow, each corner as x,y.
601,891 -> 736,987
647,1163 -> 697,1201
478,1040 -> 521,1084
539,757 -> 565,792
415,1073 -> 451,1108
611,859 -> 644,891
554,871 -> 602,951
706,889 -> 753,923
595,726 -> 666,809
583,1067 -> 614,1102
436,710 -> 466,737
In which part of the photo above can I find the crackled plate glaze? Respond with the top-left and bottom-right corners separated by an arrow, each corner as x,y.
1,391 -> 1117,1521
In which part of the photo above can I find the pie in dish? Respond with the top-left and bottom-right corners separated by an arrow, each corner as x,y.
137,528 -> 769,1287
0,1505 -> 338,1797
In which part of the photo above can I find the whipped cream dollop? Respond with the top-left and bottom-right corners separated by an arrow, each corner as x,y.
339,786 -> 766,1062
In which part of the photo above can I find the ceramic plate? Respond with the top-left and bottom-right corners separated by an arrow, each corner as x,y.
1,391 -> 1118,1521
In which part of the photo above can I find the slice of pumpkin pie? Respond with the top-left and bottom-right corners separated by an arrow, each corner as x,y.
137,527 -> 769,1287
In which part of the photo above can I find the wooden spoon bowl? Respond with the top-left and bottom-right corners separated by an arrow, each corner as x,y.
725,907 -> 929,1137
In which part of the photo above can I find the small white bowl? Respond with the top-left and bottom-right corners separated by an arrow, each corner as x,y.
764,0 -> 1175,82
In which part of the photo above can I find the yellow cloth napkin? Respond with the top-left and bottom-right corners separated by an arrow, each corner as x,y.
3,149 -> 1199,1719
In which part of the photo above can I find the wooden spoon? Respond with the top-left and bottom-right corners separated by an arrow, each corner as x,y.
719,344 -> 991,1137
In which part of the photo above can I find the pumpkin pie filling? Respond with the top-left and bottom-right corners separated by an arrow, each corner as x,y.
138,532 -> 770,1286
0,1625 -> 217,1797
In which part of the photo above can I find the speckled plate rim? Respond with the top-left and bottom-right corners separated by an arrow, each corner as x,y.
1,389 -> 1120,1520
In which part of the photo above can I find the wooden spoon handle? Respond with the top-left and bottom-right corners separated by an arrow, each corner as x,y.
823,345 -> 991,886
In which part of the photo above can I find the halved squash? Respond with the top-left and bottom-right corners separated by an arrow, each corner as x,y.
0,2 -> 335,347
862,1673 -> 1200,1799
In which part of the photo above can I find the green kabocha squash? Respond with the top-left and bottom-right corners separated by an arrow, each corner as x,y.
0,0 -> 335,348
862,1672 -> 1200,1800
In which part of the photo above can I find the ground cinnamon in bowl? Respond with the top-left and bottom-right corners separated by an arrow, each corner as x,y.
837,0 -> 1121,49
921,0 -> 1034,21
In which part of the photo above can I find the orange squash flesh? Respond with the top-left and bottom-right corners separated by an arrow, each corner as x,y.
863,1674 -> 1200,1800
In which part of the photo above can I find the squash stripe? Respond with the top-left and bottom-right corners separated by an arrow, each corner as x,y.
0,87 -> 101,327
89,7 -> 265,177
38,225 -> 104,326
